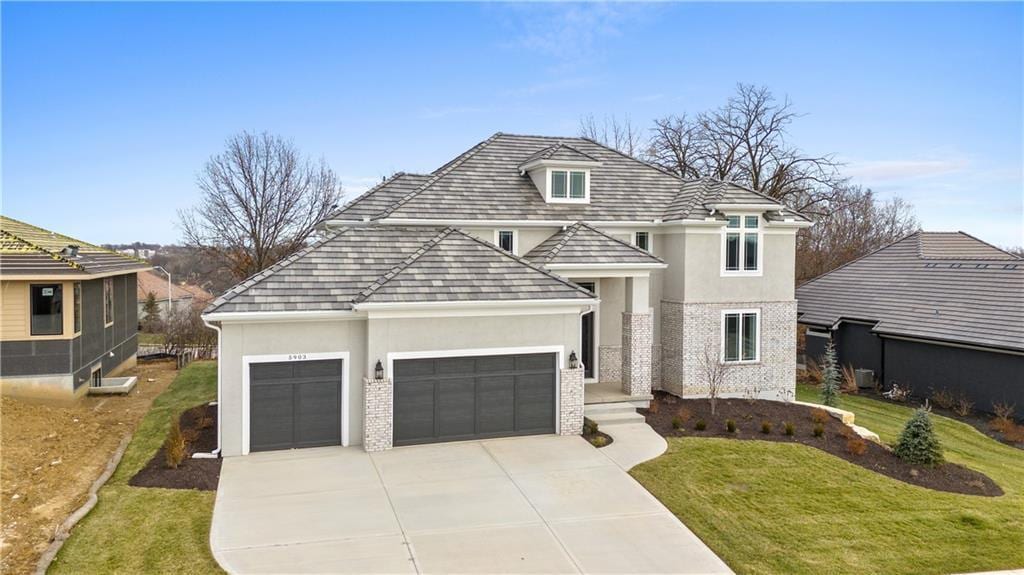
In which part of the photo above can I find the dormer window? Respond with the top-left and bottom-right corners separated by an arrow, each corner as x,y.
551,170 -> 587,200
518,143 -> 601,205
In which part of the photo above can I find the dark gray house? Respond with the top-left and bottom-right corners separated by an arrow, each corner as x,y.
0,216 -> 149,401
797,231 -> 1023,415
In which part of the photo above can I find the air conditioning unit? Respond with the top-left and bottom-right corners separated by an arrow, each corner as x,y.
855,369 -> 874,389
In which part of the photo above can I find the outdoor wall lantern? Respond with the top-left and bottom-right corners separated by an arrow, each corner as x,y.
374,360 -> 384,380
569,351 -> 579,369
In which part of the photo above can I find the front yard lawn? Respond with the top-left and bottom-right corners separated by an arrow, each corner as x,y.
49,361 -> 223,574
631,385 -> 1024,575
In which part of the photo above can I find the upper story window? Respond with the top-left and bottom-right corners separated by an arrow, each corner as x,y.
495,229 -> 517,254
519,149 -> 599,205
723,214 -> 761,275
103,277 -> 114,326
723,309 -> 759,363
549,170 -> 588,201
30,284 -> 63,336
634,231 -> 650,252
73,282 -> 82,334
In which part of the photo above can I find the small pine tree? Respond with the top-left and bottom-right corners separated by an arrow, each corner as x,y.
819,341 -> 840,407
164,418 -> 187,469
142,291 -> 162,332
894,407 -> 943,466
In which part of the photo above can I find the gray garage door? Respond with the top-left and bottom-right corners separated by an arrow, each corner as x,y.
249,359 -> 343,452
393,353 -> 556,446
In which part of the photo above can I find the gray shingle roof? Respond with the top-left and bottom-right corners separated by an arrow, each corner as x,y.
796,232 -> 1024,352
525,222 -> 664,266
519,142 -> 600,167
205,226 -> 593,314
334,173 -> 431,220
329,133 -> 805,224
0,215 -> 149,277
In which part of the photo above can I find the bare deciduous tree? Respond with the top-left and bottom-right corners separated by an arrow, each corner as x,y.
179,131 -> 343,281
699,342 -> 731,416
796,185 -> 919,283
163,303 -> 217,359
646,84 -> 846,215
578,114 -> 643,157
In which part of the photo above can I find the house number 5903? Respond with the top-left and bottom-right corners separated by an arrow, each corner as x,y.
288,354 -> 307,361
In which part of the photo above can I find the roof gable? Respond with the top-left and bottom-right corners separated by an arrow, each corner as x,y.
525,222 -> 664,266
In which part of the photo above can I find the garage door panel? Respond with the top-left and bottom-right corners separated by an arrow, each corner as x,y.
394,380 -> 435,443
294,359 -> 343,379
251,362 -> 295,382
476,375 -> 515,434
437,378 -> 475,438
516,374 -> 556,433
250,384 -> 295,451
394,353 -> 556,446
294,381 -> 341,447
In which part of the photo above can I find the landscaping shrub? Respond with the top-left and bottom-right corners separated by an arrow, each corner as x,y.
672,416 -> 684,430
760,420 -> 773,434
725,419 -> 737,433
931,388 -> 955,410
819,341 -> 841,407
694,419 -> 707,431
802,357 -> 823,386
953,393 -> 974,417
590,435 -> 609,448
676,406 -> 693,423
783,422 -> 795,436
811,408 -> 829,425
1004,423 -> 1024,444
992,401 -> 1016,422
648,400 -> 661,415
812,423 -> 825,438
196,412 -> 215,430
894,408 -> 944,466
846,437 -> 868,456
164,419 -> 187,469
583,418 -> 599,436
840,364 -> 858,394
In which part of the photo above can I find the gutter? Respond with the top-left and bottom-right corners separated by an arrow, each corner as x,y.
192,319 -> 222,459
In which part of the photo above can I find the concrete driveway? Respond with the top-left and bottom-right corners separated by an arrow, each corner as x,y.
210,435 -> 732,574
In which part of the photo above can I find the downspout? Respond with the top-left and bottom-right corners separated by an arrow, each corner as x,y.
193,318 -> 222,459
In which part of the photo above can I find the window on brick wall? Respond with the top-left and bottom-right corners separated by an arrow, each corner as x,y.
722,309 -> 759,362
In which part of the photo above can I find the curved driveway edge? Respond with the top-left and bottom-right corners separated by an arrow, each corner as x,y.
597,422 -> 668,471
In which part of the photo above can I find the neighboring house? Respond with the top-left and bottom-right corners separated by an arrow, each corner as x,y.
203,133 -> 810,456
0,216 -> 149,401
797,231 -> 1023,414
136,269 -> 213,322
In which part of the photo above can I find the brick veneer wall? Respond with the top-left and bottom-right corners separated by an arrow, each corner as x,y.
598,345 -> 622,383
559,367 -> 584,435
621,311 -> 653,397
363,377 -> 393,452
660,300 -> 796,400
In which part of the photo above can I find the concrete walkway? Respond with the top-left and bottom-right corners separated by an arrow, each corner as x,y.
599,422 -> 668,471
211,435 -> 731,574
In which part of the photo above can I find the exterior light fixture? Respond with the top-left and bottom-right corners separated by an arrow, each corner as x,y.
569,351 -> 579,369
374,360 -> 384,380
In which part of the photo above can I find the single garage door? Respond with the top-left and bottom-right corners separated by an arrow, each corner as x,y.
393,352 -> 556,446
249,359 -> 343,452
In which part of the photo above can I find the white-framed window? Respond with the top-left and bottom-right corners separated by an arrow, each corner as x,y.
722,309 -> 760,363
103,277 -> 114,326
722,214 -> 762,275
495,229 -> 518,254
547,169 -> 590,203
634,231 -> 650,252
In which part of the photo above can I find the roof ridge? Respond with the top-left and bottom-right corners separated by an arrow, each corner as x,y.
330,172 -> 412,218
797,231 -> 923,289
376,134 -> 501,220
950,231 -> 1021,260
0,217 -> 84,270
353,227 -> 455,303
205,228 -> 353,313
542,222 -> 583,263
574,136 -> 687,181
575,222 -> 666,263
451,228 -> 596,298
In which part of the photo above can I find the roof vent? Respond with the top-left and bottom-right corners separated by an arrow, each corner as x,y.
61,244 -> 80,258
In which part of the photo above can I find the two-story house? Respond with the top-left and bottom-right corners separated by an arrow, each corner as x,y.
202,133 -> 810,456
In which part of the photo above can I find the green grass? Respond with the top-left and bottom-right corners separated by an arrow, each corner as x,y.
631,385 -> 1024,575
50,361 -> 222,574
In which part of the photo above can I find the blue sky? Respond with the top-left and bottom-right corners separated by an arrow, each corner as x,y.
3,2 -> 1022,247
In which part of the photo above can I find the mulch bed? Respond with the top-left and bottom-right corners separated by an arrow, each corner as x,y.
641,391 -> 1003,497
582,428 -> 613,448
129,403 -> 221,491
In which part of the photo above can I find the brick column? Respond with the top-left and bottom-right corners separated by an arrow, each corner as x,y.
622,311 -> 653,397
363,377 -> 393,452
559,367 -> 585,435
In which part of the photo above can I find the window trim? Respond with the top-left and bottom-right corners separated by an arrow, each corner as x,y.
546,168 -> 590,204
494,229 -> 519,255
634,231 -> 651,253
29,283 -> 64,337
103,277 -> 114,327
720,213 -> 763,277
721,308 -> 761,364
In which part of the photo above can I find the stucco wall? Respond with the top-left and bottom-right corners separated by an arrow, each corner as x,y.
218,319 -> 368,457
460,227 -> 562,257
683,231 -> 796,303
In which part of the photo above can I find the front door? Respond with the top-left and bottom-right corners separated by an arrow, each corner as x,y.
577,282 -> 596,380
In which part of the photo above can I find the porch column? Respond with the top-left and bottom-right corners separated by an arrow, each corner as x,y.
559,366 -> 585,435
621,275 -> 653,397
363,376 -> 393,452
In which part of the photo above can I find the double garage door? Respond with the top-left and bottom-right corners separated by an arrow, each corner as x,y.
249,352 -> 557,452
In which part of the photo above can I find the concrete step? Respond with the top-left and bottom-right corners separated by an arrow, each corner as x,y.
585,404 -> 646,426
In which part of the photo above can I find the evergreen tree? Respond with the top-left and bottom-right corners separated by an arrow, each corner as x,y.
894,407 -> 943,465
819,340 -> 840,407
142,291 -> 162,332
